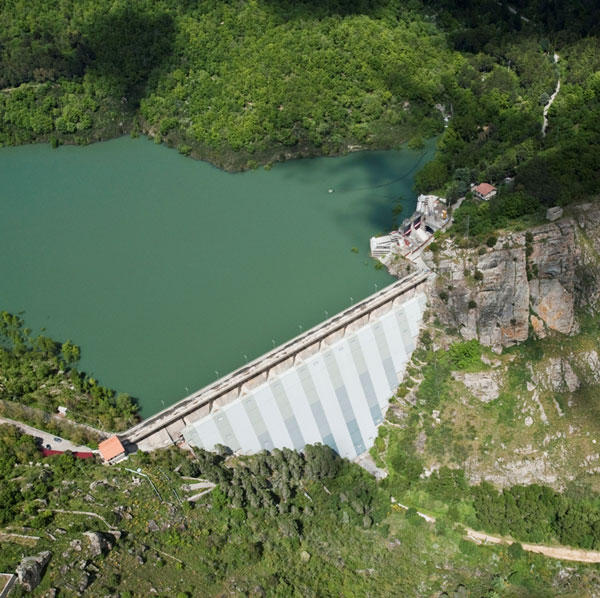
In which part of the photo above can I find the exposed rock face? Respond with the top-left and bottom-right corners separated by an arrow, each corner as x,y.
534,357 -> 580,393
83,531 -> 114,558
529,221 -> 578,335
16,551 -> 51,592
431,217 -> 582,348
573,203 -> 600,309
436,247 -> 528,348
454,371 -> 501,402
467,455 -> 558,487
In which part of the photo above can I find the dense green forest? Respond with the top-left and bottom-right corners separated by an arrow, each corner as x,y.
0,311 -> 138,436
0,0 -> 454,168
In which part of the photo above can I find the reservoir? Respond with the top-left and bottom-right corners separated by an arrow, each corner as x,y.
0,137 -> 434,417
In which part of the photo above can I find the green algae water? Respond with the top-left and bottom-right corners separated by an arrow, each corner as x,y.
0,137 -> 434,417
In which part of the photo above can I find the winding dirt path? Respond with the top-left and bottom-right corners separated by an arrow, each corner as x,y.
395,502 -> 600,564
50,509 -> 117,530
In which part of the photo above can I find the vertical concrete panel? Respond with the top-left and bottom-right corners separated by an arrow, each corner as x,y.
357,326 -> 393,409
332,339 -> 378,449
214,411 -> 241,452
252,385 -> 295,450
296,364 -> 338,453
270,379 -> 305,451
279,369 -> 322,446
225,401 -> 262,454
242,395 -> 274,451
404,296 -> 425,337
190,417 -> 224,452
348,334 -> 384,425
323,350 -> 365,457
381,311 -> 410,374
306,354 -> 355,458
394,307 -> 416,355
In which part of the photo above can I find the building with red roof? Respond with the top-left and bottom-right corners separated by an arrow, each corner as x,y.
98,435 -> 127,463
473,183 -> 497,201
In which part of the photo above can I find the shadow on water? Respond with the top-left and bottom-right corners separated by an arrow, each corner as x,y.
82,6 -> 175,107
325,143 -> 437,234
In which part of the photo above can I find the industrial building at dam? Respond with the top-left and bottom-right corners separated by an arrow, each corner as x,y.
181,286 -> 426,460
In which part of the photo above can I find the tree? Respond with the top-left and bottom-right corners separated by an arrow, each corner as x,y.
61,340 -> 80,364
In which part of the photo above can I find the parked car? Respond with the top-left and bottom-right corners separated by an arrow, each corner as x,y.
45,444 -> 51,449
53,437 -> 62,443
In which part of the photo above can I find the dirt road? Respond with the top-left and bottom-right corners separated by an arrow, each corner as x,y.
395,501 -> 600,564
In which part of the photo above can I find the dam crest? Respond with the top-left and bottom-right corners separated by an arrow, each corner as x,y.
123,271 -> 429,459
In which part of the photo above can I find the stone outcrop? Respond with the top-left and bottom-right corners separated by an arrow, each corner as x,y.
533,357 -> 580,393
573,203 -> 600,309
16,551 -> 51,592
454,371 -> 501,402
83,531 -> 114,558
430,216 -> 583,349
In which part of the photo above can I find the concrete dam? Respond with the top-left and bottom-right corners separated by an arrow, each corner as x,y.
123,271 -> 428,460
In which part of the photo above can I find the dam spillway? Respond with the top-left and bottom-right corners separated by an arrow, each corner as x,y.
125,271 -> 428,459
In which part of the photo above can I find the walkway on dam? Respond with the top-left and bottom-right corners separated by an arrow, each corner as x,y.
122,270 -> 430,450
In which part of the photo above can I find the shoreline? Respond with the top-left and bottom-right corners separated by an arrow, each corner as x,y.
1,120 -> 430,174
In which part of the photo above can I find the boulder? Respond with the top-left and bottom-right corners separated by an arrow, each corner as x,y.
16,551 -> 52,592
83,531 -> 114,558
546,206 -> 563,221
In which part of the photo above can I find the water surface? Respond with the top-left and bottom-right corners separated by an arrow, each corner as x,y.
0,137 -> 434,416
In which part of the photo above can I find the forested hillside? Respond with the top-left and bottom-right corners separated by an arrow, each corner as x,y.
1,0 -> 598,192
0,0 -> 454,168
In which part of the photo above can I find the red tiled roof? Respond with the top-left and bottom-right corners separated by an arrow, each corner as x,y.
41,448 -> 94,459
98,436 -> 125,461
474,183 -> 496,196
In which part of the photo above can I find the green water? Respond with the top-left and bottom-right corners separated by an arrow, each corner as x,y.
0,137 -> 434,417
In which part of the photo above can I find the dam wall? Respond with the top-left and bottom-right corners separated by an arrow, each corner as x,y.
124,271 -> 429,457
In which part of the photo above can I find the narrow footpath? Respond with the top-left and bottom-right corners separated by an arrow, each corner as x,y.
542,53 -> 561,136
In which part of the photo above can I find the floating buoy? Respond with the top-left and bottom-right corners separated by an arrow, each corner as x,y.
328,189 -> 334,193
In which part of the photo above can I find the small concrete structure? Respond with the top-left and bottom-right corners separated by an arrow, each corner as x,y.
98,435 -> 126,463
473,183 -> 497,201
546,206 -> 563,221
370,195 -> 448,261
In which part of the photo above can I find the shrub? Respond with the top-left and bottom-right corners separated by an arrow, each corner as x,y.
478,247 -> 487,255
448,340 -> 482,369
486,235 -> 497,247
508,542 -> 526,560
468,300 -> 477,309
439,291 -> 449,302
473,270 -> 483,281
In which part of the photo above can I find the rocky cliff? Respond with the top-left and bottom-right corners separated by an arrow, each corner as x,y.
424,208 -> 599,350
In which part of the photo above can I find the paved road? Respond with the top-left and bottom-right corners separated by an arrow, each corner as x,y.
0,417 -> 93,453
